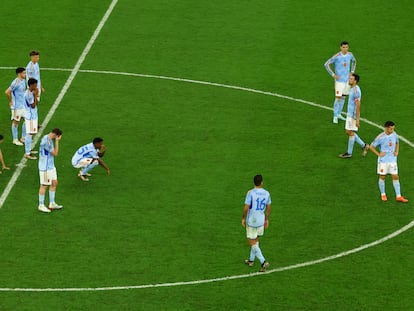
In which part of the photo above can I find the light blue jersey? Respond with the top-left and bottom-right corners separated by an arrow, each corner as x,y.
244,188 -> 271,228
24,89 -> 37,120
347,85 -> 361,118
9,78 -> 26,110
39,135 -> 55,171
371,132 -> 399,163
324,52 -> 356,82
26,61 -> 41,89
71,143 -> 99,166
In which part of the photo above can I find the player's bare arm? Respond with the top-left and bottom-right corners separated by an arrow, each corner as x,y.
0,149 -> 9,170
51,135 -> 62,156
98,158 -> 110,176
98,144 -> 106,157
5,88 -> 12,107
369,145 -> 385,157
355,99 -> 361,127
241,204 -> 249,227
264,204 -> 271,228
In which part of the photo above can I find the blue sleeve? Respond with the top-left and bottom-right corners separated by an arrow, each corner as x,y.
9,80 -> 16,91
324,54 -> 336,76
351,53 -> 356,72
244,191 -> 252,205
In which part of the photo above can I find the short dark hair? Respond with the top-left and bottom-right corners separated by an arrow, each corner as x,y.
29,50 -> 40,56
52,128 -> 63,136
16,67 -> 25,75
384,121 -> 395,128
351,73 -> 360,83
253,175 -> 263,186
28,78 -> 38,86
93,137 -> 104,144
0,134 -> 4,141
340,41 -> 349,46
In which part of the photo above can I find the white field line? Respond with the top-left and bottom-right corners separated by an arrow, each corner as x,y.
1,219 -> 413,292
3,66 -> 412,148
0,0 -> 119,209
0,67 -> 412,291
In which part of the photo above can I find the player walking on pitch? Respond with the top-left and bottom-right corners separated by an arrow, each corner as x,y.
339,73 -> 369,158
369,121 -> 408,203
38,128 -> 63,213
71,137 -> 110,181
324,41 -> 357,124
242,174 -> 271,272
4,67 -> 27,145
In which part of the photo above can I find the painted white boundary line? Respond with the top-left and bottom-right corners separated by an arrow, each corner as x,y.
0,67 -> 412,291
2,219 -> 414,292
0,0 -> 118,209
3,66 -> 412,148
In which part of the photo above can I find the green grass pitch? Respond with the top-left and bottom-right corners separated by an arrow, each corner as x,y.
0,0 -> 414,310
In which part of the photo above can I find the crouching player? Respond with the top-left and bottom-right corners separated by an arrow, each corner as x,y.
71,137 -> 110,181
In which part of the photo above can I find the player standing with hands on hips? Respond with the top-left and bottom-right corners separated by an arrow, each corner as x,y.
242,175 -> 271,272
369,121 -> 408,203
26,50 -> 44,103
324,41 -> 357,124
338,73 -> 369,158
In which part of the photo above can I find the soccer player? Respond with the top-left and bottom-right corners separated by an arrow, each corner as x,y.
241,174 -> 271,272
4,67 -> 27,146
324,41 -> 357,124
38,128 -> 63,213
71,137 -> 110,181
0,135 -> 10,173
369,121 -> 408,203
23,78 -> 39,160
339,73 -> 369,158
26,50 -> 44,102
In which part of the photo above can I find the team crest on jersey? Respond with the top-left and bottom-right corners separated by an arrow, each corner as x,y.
343,62 -> 347,67
389,141 -> 393,147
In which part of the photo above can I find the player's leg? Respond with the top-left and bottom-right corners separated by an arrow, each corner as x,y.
339,119 -> 356,158
48,169 -> 63,210
80,159 -> 99,176
336,96 -> 346,119
246,226 -> 269,271
11,118 -> 22,145
21,118 -> 26,143
245,226 -> 257,266
353,133 -> 369,156
254,226 -> 269,271
333,82 -> 346,122
392,172 -> 408,203
24,134 -> 36,160
338,82 -> 351,120
378,174 -> 387,201
38,176 -> 51,213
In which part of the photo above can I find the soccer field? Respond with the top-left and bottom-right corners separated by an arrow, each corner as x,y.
1,0 -> 414,310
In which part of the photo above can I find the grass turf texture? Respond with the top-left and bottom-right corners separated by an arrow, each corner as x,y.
0,0 -> 414,310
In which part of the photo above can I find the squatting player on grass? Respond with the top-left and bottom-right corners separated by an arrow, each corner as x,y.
71,137 -> 110,182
